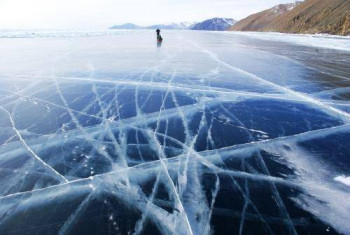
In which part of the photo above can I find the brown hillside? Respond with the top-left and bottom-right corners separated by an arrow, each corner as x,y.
230,3 -> 299,31
231,0 -> 350,36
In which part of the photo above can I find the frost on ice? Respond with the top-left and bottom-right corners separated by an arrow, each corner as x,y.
0,30 -> 350,234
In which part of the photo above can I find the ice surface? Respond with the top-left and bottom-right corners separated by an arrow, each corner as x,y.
0,30 -> 350,234
0,29 -> 143,38
225,31 -> 350,52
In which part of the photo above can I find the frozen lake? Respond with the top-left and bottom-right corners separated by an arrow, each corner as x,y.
0,30 -> 350,234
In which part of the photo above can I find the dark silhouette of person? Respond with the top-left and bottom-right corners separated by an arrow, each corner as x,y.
156,29 -> 160,37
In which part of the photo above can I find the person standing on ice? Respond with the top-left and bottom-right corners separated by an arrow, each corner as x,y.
156,28 -> 162,42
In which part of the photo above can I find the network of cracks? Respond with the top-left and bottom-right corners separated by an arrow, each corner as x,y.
0,69 -> 350,235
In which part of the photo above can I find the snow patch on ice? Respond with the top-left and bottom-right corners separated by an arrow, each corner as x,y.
334,175 -> 350,186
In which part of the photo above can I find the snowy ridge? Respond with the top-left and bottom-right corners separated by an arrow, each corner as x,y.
109,22 -> 196,30
190,18 -> 236,31
146,22 -> 196,29
271,3 -> 299,15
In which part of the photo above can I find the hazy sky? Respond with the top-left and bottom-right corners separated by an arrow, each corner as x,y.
0,0 -> 296,30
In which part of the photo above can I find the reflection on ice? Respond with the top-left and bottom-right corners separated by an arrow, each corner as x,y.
0,30 -> 350,234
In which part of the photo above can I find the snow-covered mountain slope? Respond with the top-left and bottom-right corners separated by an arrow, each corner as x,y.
109,23 -> 141,30
146,22 -> 196,29
109,22 -> 196,30
190,18 -> 236,31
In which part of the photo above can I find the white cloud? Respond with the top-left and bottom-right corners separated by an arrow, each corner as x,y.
0,0 -> 295,30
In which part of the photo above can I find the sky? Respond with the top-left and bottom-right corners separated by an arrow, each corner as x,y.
0,0 -> 297,30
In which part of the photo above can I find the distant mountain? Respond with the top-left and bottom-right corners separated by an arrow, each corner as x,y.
109,18 -> 238,31
190,18 -> 236,31
231,0 -> 350,36
146,22 -> 196,30
109,23 -> 141,30
109,22 -> 195,30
